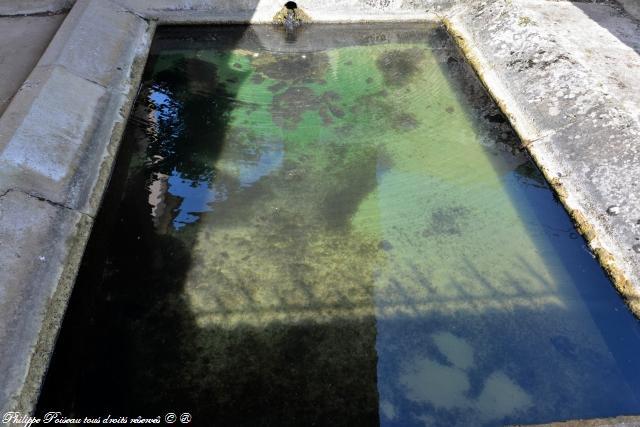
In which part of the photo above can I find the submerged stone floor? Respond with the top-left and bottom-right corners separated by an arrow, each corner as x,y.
1,0 -> 640,424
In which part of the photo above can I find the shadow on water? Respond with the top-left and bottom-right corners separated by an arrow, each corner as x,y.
420,24 -> 640,423
36,24 -> 380,426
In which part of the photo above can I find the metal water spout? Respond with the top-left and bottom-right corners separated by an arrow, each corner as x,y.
283,2 -> 302,33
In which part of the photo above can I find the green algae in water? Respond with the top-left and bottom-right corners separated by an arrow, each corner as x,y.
39,24 -> 640,426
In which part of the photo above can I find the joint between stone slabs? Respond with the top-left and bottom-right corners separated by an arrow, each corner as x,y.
108,0 -> 152,23
520,118 -> 583,148
523,116 -> 590,148
0,7 -> 71,18
121,8 -> 151,23
0,11 -> 69,18
55,63 -> 107,90
520,129 -> 553,148
1,188 -> 95,219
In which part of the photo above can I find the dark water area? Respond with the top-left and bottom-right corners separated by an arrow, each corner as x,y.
37,24 -> 640,426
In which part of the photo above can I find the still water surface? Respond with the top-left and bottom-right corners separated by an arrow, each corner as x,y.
39,24 -> 640,426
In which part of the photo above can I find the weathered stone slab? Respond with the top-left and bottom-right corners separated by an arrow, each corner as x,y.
0,0 -> 74,16
0,14 -> 66,116
39,0 -> 148,89
111,0 -> 449,21
447,1 -> 609,138
0,65 -> 107,211
524,0 -> 640,127
0,190 -> 91,414
0,0 -> 152,216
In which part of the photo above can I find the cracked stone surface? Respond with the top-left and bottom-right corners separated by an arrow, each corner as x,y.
0,0 -> 74,16
0,0 -> 153,415
0,0 -> 151,216
0,66 -> 107,210
0,13 -> 66,116
524,0 -> 640,127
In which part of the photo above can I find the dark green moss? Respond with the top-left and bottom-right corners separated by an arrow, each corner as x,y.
375,47 -> 426,87
253,52 -> 329,84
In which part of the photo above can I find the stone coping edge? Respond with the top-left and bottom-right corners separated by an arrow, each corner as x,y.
0,0 -> 156,415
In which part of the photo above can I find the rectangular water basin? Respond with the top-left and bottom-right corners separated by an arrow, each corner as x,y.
38,23 -> 640,426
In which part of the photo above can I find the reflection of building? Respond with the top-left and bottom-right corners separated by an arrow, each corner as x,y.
130,88 -> 181,235
148,172 -> 181,234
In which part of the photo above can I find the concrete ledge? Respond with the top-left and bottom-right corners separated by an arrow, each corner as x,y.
0,66 -> 107,212
111,0 -> 449,22
0,0 -> 75,16
0,190 -> 91,414
39,0 -> 147,88
138,10 -> 440,24
0,0 -> 154,414
0,14 -> 66,116
446,3 -> 599,138
0,0 -> 151,216
530,116 -> 640,314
